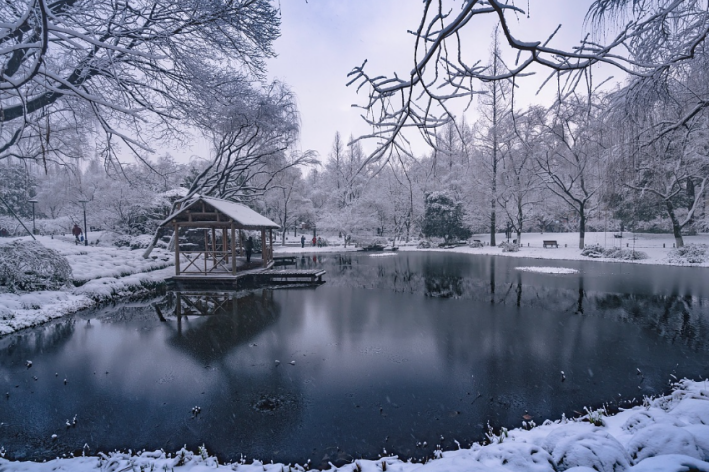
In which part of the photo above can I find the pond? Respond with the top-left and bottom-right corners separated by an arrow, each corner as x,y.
2,252 -> 709,468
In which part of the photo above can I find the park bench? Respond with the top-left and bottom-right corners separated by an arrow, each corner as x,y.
543,240 -> 559,248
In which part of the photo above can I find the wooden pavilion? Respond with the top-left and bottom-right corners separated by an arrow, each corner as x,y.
159,196 -> 279,278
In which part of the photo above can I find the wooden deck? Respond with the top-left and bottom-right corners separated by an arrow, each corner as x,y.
168,266 -> 326,289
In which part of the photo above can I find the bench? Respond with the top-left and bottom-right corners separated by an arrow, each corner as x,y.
613,234 -> 623,238
543,240 -> 559,248
470,239 -> 483,248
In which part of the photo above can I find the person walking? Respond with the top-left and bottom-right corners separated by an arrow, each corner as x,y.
245,236 -> 254,264
311,236 -> 316,247
301,235 -> 305,248
72,224 -> 82,245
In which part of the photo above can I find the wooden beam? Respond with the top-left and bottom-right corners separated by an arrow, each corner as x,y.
211,227 -> 217,267
231,223 -> 236,275
174,222 -> 180,275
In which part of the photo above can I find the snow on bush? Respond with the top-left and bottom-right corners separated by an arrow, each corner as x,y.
112,233 -> 153,250
417,239 -> 432,248
582,243 -> 648,260
499,241 -> 520,252
667,243 -> 709,265
0,240 -> 72,291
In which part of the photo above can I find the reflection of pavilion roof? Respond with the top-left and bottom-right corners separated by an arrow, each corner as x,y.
160,195 -> 279,230
166,291 -> 280,364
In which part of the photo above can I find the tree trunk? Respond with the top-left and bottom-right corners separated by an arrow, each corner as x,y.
666,201 -> 685,248
579,206 -> 585,249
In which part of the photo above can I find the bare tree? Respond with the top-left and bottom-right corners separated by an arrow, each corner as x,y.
0,0 -> 280,165
141,81 -> 317,258
536,96 -> 605,249
347,0 -> 709,168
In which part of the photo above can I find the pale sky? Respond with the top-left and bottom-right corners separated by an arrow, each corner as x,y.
265,0 -> 607,161
173,1 -> 611,164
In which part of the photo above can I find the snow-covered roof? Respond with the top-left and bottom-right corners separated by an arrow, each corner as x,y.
160,196 -> 279,230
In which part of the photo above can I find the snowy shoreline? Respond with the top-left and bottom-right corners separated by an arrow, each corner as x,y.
2,379 -> 709,471
0,234 -> 174,336
276,231 -> 709,268
4,231 -> 709,339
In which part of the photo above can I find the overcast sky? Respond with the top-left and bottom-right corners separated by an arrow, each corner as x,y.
264,0 -> 606,162
172,1 -> 610,164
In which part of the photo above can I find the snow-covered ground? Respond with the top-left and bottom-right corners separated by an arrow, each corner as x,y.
2,379 -> 709,471
0,233 -> 173,335
396,231 -> 709,267
276,231 -> 709,267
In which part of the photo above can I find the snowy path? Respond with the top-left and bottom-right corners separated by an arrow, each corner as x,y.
0,234 -> 173,335
2,379 -> 709,471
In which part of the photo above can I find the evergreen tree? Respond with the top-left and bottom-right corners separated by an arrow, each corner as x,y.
421,192 -> 471,242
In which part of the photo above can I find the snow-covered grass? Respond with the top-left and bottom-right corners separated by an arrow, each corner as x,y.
395,231 -> 709,267
516,266 -> 579,274
3,379 -> 709,471
0,233 -> 173,335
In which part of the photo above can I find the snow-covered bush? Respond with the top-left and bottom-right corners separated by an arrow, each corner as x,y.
581,244 -> 605,258
0,240 -> 73,291
667,243 -> 709,265
112,234 -> 153,250
354,236 -> 388,250
499,241 -> 520,252
417,240 -> 432,249
582,244 -> 648,260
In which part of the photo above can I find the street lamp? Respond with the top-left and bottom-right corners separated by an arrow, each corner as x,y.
28,199 -> 38,235
78,199 -> 89,246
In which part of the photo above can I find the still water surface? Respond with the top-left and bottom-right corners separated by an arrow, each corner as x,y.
2,252 -> 709,466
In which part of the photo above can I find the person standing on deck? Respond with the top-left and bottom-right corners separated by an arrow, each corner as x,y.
245,236 -> 254,264
301,235 -> 305,248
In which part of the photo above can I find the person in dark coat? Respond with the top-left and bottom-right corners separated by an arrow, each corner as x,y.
245,236 -> 254,263
301,235 -> 305,248
72,224 -> 82,244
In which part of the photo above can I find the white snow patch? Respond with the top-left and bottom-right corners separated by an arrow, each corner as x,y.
369,252 -> 398,257
516,266 -> 579,274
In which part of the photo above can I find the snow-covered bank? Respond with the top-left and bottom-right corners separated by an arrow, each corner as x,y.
2,379 -> 709,471
0,234 -> 173,336
398,231 -> 709,267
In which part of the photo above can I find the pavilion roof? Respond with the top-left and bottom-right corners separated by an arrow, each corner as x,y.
160,196 -> 279,230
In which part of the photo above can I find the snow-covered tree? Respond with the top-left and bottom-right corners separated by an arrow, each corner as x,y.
0,0 -> 281,166
421,192 -> 472,243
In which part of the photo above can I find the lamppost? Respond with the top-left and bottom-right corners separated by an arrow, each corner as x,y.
78,199 -> 89,246
28,199 -> 38,234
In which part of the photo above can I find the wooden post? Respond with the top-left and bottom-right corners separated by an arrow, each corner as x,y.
203,229 -> 208,274
269,229 -> 273,263
174,222 -> 180,275
230,223 -> 236,275
261,229 -> 267,267
211,227 -> 217,267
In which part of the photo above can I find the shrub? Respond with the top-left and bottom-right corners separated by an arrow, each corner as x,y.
667,243 -> 708,265
499,241 -> 520,252
582,243 -> 648,261
417,240 -> 432,249
0,240 -> 73,291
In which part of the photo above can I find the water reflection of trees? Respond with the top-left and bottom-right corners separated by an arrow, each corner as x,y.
319,253 -> 709,350
0,318 -> 76,363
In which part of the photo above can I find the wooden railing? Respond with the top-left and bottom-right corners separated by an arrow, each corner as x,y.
179,250 -> 232,274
